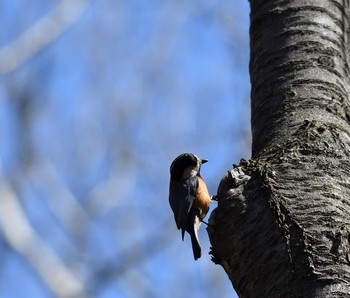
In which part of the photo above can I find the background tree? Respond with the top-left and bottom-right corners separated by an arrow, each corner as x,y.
0,1 -> 250,297
209,0 -> 350,297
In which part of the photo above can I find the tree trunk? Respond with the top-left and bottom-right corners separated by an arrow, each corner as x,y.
208,1 -> 350,297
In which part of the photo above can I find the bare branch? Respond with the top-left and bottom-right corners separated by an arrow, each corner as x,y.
27,157 -> 91,235
0,176 -> 88,298
0,0 -> 89,75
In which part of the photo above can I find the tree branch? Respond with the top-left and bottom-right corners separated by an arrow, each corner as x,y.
0,0 -> 89,74
0,176 -> 88,298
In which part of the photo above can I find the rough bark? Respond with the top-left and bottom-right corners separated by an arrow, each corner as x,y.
208,1 -> 350,297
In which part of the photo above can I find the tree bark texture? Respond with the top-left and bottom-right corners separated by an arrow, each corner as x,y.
208,1 -> 350,297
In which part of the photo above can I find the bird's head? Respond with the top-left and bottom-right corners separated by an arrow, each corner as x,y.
170,153 -> 208,180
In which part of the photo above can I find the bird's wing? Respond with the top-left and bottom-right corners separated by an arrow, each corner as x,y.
169,176 -> 198,240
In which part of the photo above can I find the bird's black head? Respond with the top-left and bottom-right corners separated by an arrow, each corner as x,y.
170,153 -> 208,180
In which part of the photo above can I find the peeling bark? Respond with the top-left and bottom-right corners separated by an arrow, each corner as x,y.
208,1 -> 350,297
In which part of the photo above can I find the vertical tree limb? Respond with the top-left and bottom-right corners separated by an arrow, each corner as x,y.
208,1 -> 350,296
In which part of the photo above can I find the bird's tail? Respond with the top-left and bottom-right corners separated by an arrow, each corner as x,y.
186,212 -> 201,260
190,225 -> 201,260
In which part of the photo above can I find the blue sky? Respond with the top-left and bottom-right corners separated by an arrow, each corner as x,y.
0,1 -> 250,297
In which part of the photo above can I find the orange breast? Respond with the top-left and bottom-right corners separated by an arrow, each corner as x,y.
193,176 -> 211,220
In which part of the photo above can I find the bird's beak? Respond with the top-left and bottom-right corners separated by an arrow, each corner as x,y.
201,159 -> 208,164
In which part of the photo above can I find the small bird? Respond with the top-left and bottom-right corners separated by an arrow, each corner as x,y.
169,153 -> 211,260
